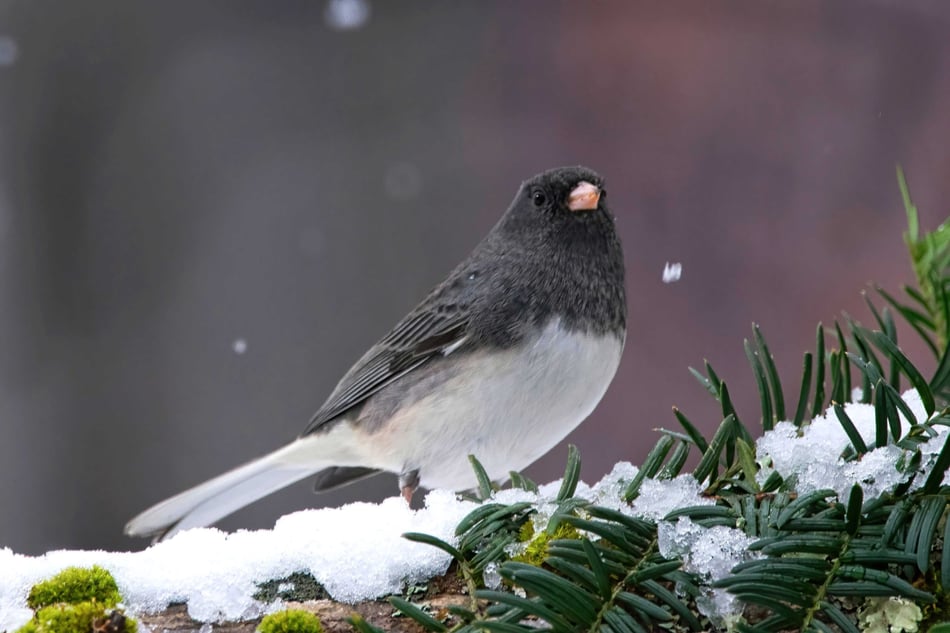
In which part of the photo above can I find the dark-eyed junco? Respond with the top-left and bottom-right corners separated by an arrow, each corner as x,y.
126,166 -> 626,539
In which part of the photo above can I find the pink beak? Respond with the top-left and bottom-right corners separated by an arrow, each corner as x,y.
567,181 -> 601,212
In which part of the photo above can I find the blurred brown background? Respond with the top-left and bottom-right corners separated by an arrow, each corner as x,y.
0,1 -> 947,554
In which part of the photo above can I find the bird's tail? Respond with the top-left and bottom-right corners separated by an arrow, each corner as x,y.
124,436 -> 342,541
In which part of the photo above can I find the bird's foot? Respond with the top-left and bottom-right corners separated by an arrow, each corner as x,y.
398,469 -> 420,504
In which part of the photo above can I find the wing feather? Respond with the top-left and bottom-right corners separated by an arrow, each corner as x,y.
302,303 -> 468,434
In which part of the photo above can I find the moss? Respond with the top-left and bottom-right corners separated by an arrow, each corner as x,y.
518,521 -> 535,543
254,571 -> 329,603
15,601 -> 137,633
512,521 -> 581,566
257,609 -> 324,633
19,566 -> 136,633
27,566 -> 121,610
859,596 -> 923,633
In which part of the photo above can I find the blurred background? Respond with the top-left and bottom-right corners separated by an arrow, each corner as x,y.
0,0 -> 948,555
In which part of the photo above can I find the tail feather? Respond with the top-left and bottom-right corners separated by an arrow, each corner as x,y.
125,438 -> 338,540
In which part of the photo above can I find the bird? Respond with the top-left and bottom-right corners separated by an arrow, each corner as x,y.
125,165 -> 626,540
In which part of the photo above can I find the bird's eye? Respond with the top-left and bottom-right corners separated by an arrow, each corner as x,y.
532,191 -> 547,207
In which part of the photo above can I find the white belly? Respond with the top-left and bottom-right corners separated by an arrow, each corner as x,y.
358,318 -> 624,490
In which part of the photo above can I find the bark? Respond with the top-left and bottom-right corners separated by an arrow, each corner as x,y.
136,571 -> 468,633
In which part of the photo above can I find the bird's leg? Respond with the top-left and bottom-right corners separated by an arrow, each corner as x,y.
398,469 -> 420,504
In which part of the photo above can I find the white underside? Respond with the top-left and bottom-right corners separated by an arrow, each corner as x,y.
346,318 -> 624,489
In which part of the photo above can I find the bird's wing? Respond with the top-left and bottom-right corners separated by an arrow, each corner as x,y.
302,303 -> 469,434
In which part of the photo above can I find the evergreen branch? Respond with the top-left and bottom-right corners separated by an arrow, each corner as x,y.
717,485 -> 938,631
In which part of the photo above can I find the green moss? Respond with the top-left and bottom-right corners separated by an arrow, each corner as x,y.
19,566 -> 136,633
15,601 -> 137,633
859,597 -> 923,633
254,571 -> 329,603
518,521 -> 535,543
27,566 -> 121,609
512,521 -> 581,566
257,609 -> 324,633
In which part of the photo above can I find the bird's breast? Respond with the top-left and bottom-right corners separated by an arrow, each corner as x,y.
355,318 -> 624,490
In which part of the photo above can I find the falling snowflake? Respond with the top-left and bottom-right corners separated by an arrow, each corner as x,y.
662,262 -> 682,283
324,0 -> 371,31
0,36 -> 18,67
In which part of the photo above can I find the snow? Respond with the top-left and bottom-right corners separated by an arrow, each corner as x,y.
323,0 -> 370,31
0,36 -> 17,67
662,262 -> 682,283
1,390 -> 947,630
630,474 -> 715,521
756,389 -> 945,500
658,518 -> 758,624
482,562 -> 502,590
0,492 -> 475,630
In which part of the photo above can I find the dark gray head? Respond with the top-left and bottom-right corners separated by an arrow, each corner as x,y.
497,165 -> 611,238
462,165 -> 626,344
